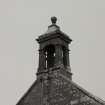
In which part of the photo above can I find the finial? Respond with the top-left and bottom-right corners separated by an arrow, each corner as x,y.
51,16 -> 57,24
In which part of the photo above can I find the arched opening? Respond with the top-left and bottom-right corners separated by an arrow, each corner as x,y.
44,45 -> 55,69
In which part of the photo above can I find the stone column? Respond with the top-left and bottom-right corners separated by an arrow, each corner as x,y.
38,49 -> 46,72
55,44 -> 63,66
65,48 -> 70,67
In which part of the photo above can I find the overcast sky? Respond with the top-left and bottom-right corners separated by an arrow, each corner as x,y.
0,0 -> 105,105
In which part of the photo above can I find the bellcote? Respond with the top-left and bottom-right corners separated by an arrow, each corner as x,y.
36,17 -> 72,76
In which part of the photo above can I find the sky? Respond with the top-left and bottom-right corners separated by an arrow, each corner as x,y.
0,0 -> 105,105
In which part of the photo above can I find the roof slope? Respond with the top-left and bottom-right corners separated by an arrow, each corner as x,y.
16,70 -> 105,105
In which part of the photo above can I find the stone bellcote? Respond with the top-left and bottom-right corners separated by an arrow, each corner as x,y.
36,17 -> 72,77
16,17 -> 105,105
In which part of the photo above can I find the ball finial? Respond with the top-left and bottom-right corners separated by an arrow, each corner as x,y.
51,16 -> 57,24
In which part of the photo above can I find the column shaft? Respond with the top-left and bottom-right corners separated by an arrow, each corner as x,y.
65,49 -> 70,67
38,49 -> 46,72
55,45 -> 63,66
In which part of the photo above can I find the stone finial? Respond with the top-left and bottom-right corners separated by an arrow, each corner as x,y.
51,16 -> 57,24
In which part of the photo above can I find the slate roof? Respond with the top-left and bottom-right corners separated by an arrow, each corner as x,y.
16,70 -> 105,105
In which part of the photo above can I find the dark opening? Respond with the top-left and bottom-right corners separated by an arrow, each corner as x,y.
44,45 -> 55,69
